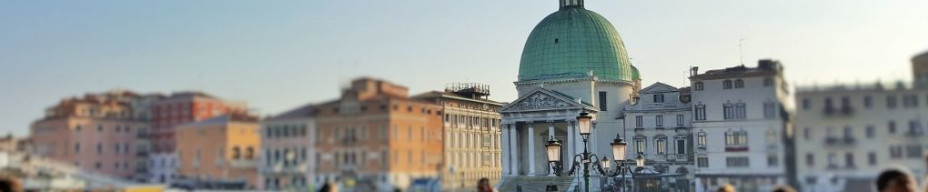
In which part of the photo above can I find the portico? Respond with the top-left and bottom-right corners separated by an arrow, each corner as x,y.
500,88 -> 598,177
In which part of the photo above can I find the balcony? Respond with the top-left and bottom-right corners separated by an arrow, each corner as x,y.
823,106 -> 854,117
906,129 -> 925,137
136,151 -> 150,157
230,160 -> 257,168
696,145 -> 707,152
824,137 -> 856,146
724,145 -> 749,152
634,128 -> 645,132
136,131 -> 149,138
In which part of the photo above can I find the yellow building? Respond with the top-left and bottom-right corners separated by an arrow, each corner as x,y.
175,114 -> 261,189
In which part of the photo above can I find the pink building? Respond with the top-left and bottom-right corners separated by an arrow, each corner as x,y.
30,90 -> 155,179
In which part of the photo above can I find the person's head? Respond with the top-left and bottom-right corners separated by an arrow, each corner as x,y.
717,184 -> 735,192
877,169 -> 917,192
771,185 -> 796,192
477,178 -> 492,191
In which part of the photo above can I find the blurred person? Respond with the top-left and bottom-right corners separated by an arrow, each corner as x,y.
717,183 -> 735,192
477,178 -> 497,192
318,181 -> 338,192
0,175 -> 21,192
877,169 -> 917,192
771,185 -> 796,192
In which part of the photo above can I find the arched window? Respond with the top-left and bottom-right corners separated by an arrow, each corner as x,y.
246,147 -> 255,159
723,80 -> 733,89
697,131 -> 707,147
232,146 -> 241,159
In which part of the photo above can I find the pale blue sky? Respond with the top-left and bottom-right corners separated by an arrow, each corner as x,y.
1,0 -> 926,136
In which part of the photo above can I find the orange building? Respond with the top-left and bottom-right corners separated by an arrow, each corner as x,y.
174,114 -> 261,188
314,78 -> 444,191
149,91 -> 247,183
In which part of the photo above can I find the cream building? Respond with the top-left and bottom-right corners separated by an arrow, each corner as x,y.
258,104 -> 316,191
624,82 -> 694,192
689,60 -> 795,192
414,83 -> 503,192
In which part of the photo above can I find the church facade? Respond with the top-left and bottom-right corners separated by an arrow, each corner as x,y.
499,0 -> 642,191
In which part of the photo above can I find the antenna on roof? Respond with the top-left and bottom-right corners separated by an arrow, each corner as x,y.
739,39 -> 745,65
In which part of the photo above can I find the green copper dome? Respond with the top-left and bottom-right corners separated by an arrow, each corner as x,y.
518,6 -> 633,82
631,65 -> 641,80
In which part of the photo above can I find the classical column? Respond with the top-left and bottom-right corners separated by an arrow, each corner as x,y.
567,120 -> 575,163
527,122 -> 536,176
547,120 -> 556,176
509,124 -> 519,175
501,124 -> 511,175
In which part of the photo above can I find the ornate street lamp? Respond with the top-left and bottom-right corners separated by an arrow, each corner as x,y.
545,112 -> 638,192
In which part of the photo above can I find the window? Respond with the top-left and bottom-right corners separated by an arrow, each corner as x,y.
725,130 -> 748,146
97,125 -> 103,132
676,140 -> 686,154
764,102 -> 777,119
845,153 -> 855,168
841,96 -> 851,109
889,121 -> 897,134
656,139 -> 666,154
909,120 -> 922,135
887,95 -> 898,109
635,116 -> 643,128
843,126 -> 853,139
246,147 -> 255,159
864,96 -> 873,109
806,153 -> 814,166
694,82 -> 704,91
868,152 -> 877,166
763,77 -> 774,87
724,104 -> 733,119
803,127 -> 811,140
768,155 -> 778,167
735,103 -> 746,119
232,147 -> 241,159
904,94 -> 918,108
734,79 -> 744,88
598,92 -> 608,111
802,98 -> 811,111
890,146 -> 903,159
697,157 -> 708,167
676,115 -> 684,127
97,143 -> 102,154
824,97 -> 834,110
725,157 -> 749,167
697,132 -> 707,147
655,115 -> 663,128
827,153 -> 837,167
723,80 -> 732,89
866,125 -> 875,138
653,94 -> 665,103
635,139 -> 645,154
906,145 -> 923,158
74,143 -> 81,153
695,104 -> 706,121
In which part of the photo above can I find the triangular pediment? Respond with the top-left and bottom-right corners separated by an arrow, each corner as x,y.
640,82 -> 678,94
500,88 -> 597,113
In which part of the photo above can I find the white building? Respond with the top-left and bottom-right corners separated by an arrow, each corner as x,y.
690,60 -> 794,192
794,81 -> 928,192
258,104 -> 317,191
624,82 -> 694,192
497,0 -> 643,191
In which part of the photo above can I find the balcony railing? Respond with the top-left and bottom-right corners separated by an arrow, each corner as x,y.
136,151 -> 150,157
724,145 -> 749,152
824,137 -> 856,145
906,129 -> 925,137
824,106 -> 854,116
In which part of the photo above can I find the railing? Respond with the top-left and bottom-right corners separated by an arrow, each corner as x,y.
724,145 -> 749,152
906,129 -> 925,137
824,137 -> 856,145
824,106 -> 854,116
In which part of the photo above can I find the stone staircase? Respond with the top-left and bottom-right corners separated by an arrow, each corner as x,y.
498,176 -> 576,192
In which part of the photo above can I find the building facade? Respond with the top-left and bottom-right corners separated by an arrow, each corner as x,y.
315,78 -> 443,191
498,1 -> 642,191
30,90 -> 153,179
175,114 -> 261,188
149,92 -> 247,184
689,60 -> 794,192
414,83 -> 503,192
624,82 -> 694,192
259,104 -> 317,191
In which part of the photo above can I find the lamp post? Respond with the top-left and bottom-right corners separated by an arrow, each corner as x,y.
545,112 -> 637,192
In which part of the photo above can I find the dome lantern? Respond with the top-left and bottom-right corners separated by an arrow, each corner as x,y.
560,0 -> 584,9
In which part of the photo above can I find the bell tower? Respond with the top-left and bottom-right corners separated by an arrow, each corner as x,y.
559,0 -> 584,9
